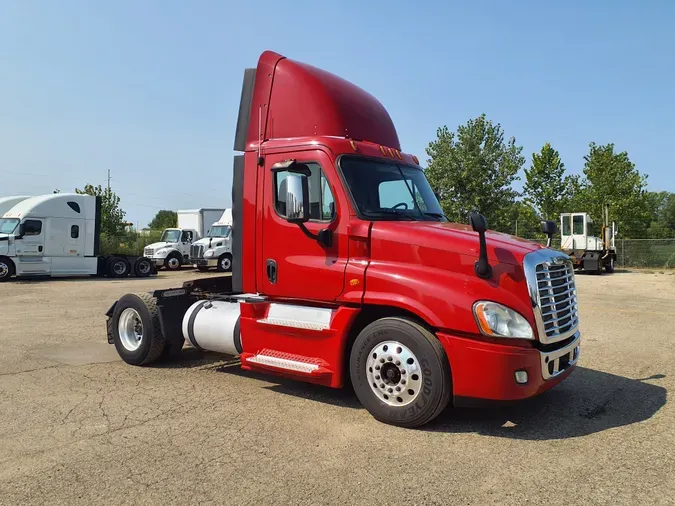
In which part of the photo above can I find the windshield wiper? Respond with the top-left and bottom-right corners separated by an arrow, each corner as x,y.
421,212 -> 448,221
363,209 -> 416,221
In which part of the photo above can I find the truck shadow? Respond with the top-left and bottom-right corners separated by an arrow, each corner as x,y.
162,352 -> 667,440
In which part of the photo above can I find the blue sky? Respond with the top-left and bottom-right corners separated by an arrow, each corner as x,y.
2,0 -> 673,227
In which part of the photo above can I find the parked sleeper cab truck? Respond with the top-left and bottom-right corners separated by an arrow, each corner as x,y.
105,50 -> 581,428
0,193 -> 156,281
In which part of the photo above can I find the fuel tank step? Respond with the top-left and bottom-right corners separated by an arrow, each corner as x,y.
241,349 -> 332,376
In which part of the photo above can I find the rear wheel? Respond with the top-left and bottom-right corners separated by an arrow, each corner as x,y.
133,257 -> 154,277
0,257 -> 15,282
111,292 -> 166,365
350,317 -> 452,428
605,256 -> 615,273
217,253 -> 232,272
108,257 -> 131,278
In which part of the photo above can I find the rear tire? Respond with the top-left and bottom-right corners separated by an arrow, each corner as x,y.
349,317 -> 452,428
0,257 -> 15,282
108,257 -> 131,278
111,292 -> 166,365
133,257 -> 154,277
605,256 -> 615,273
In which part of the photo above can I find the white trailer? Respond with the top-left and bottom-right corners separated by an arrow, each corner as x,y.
0,193 -> 155,281
143,208 -> 226,271
190,208 -> 233,272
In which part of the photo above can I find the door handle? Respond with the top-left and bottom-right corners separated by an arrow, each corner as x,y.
266,259 -> 277,284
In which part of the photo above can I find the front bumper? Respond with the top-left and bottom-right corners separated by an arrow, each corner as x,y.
437,331 -> 580,403
194,258 -> 217,267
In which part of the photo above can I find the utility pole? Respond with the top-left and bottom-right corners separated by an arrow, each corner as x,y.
107,169 -> 111,191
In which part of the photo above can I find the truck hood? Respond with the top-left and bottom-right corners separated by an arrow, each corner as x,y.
370,221 -> 545,267
145,242 -> 175,250
194,237 -> 230,247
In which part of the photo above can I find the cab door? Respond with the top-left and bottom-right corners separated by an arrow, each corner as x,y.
15,219 -> 45,257
260,149 -> 348,302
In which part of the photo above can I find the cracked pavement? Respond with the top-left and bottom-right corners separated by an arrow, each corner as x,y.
0,270 -> 674,505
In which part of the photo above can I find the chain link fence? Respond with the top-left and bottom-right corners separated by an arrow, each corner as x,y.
101,231 -> 163,256
520,236 -> 675,269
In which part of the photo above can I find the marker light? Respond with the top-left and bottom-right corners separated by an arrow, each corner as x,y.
473,301 -> 534,339
411,155 -> 419,165
350,140 -> 357,151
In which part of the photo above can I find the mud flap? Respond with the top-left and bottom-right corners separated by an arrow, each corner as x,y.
105,301 -> 118,344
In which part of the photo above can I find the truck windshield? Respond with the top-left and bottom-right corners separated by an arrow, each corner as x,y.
209,226 -> 231,238
0,218 -> 19,234
160,230 -> 181,243
339,156 -> 446,221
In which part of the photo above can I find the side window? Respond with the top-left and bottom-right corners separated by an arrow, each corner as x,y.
67,201 -> 81,213
274,162 -> 335,221
562,216 -> 571,236
181,231 -> 192,242
573,215 -> 584,235
71,225 -> 79,239
23,220 -> 42,236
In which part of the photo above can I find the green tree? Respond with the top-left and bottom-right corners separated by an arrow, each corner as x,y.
504,201 -> 542,238
578,142 -> 650,238
148,210 -> 178,230
523,143 -> 579,222
425,114 -> 524,231
646,191 -> 675,238
75,184 -> 127,237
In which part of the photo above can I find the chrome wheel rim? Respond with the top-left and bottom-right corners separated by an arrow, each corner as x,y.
118,308 -> 143,352
167,257 -> 180,269
0,262 -> 9,278
366,341 -> 423,407
221,257 -> 231,270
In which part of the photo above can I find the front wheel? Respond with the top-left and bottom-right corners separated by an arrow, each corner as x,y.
217,253 -> 232,272
0,257 -> 15,282
605,256 -> 615,273
111,292 -> 166,365
349,317 -> 452,428
164,253 -> 182,271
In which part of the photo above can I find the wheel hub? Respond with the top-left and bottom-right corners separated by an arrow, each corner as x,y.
114,262 -> 125,274
0,262 -> 8,277
118,308 -> 144,352
365,340 -> 423,407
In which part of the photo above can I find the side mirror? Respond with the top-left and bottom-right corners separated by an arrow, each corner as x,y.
434,191 -> 441,203
285,174 -> 310,223
16,223 -> 25,239
541,220 -> 557,247
469,212 -> 488,234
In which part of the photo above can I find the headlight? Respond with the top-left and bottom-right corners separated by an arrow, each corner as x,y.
204,249 -> 214,257
473,301 -> 534,339
155,249 -> 169,258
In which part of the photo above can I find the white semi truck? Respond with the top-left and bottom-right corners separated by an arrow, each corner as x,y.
191,208 -> 233,272
0,193 -> 155,281
0,196 -> 31,216
143,208 -> 226,271
560,204 -> 617,274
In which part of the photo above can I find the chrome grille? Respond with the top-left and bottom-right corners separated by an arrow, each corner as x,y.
524,249 -> 580,345
144,247 -> 154,257
191,244 -> 204,259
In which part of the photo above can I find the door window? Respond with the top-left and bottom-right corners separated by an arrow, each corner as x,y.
562,216 -> 571,235
573,215 -> 584,235
23,220 -> 42,236
274,163 -> 335,222
71,225 -> 80,239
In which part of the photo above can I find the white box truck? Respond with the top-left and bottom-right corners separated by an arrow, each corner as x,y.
143,208 -> 226,271
190,208 -> 233,272
0,193 -> 155,281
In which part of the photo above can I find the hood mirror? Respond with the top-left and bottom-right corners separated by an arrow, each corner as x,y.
469,212 -> 492,280
541,220 -> 557,247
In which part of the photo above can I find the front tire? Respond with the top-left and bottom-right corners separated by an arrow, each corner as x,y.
349,317 -> 452,428
217,253 -> 232,272
164,253 -> 182,271
605,256 -> 615,273
0,257 -> 15,282
111,292 -> 166,365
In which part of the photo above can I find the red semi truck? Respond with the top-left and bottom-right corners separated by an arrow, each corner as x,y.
105,50 -> 581,428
